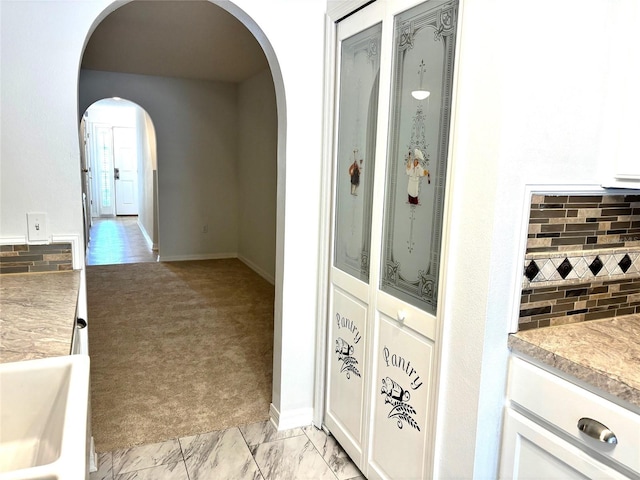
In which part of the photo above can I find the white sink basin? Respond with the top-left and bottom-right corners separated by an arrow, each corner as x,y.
0,355 -> 90,480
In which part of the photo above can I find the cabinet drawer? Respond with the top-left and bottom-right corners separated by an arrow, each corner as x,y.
508,356 -> 640,474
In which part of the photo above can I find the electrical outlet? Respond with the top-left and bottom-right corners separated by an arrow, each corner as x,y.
202,224 -> 208,234
27,212 -> 48,242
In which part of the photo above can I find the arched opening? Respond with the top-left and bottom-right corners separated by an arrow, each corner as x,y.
81,98 -> 159,264
79,0 -> 284,454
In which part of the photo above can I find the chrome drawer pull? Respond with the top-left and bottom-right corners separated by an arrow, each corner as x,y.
577,417 -> 618,444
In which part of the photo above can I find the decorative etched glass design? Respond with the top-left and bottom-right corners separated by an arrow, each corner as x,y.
380,0 -> 458,313
333,23 -> 382,282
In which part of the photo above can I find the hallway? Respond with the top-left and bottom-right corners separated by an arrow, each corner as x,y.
86,216 -> 158,266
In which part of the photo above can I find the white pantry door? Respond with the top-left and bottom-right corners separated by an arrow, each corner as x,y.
325,0 -> 459,479
325,3 -> 384,468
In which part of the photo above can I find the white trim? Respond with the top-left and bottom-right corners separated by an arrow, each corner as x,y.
137,218 -> 156,251
0,236 -> 27,245
238,254 -> 275,285
326,0 -> 374,20
269,403 -> 280,431
270,403 -> 314,431
313,9 -> 340,429
158,252 -> 236,262
89,437 -> 97,473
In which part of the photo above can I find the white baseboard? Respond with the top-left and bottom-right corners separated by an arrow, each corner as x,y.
89,436 -> 97,472
269,403 -> 314,431
158,252 -> 237,262
238,255 -> 275,285
137,219 -> 156,251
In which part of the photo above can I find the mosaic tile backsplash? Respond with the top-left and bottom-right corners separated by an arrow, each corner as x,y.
519,194 -> 640,331
0,243 -> 73,274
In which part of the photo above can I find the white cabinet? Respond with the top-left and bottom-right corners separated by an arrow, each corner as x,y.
501,409 -> 628,480
598,2 -> 640,190
500,356 -> 640,479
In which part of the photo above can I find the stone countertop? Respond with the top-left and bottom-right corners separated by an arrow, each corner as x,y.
509,314 -> 640,411
0,270 -> 80,363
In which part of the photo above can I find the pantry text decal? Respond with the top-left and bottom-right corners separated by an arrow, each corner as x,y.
380,346 -> 422,431
335,312 -> 362,380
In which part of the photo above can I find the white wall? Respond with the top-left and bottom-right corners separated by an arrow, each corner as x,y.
80,69 -> 240,260
217,0 -> 326,426
0,0 -> 97,240
434,0 -> 640,478
0,0 -> 326,439
237,68 -> 277,283
136,108 -> 157,249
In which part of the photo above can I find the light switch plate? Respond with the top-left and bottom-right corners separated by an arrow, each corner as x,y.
27,212 -> 48,242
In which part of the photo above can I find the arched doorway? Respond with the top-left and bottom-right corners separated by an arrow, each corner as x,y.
79,0 -> 283,453
81,98 -> 159,259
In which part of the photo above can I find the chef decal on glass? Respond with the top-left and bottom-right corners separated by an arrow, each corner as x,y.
380,0 -> 458,314
405,148 -> 430,205
333,24 -> 381,282
349,150 -> 363,196
380,376 -> 420,431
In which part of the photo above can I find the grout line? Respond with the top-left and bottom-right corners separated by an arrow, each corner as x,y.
177,437 -> 192,480
302,426 -> 341,480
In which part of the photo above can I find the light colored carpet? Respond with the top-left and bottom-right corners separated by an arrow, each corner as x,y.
86,259 -> 274,452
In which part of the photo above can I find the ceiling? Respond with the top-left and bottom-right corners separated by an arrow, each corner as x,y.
81,0 -> 269,83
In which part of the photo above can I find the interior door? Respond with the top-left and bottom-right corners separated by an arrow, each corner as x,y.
113,126 -> 139,215
325,3 -> 384,467
326,0 -> 459,478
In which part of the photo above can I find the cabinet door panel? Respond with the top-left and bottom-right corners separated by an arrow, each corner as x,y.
326,287 -> 367,463
369,315 -> 433,480
500,409 -> 629,480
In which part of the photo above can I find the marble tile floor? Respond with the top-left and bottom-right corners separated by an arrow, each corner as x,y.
90,420 -> 365,480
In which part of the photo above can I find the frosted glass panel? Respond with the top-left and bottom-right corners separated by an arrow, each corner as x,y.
333,23 -> 382,282
380,0 -> 458,313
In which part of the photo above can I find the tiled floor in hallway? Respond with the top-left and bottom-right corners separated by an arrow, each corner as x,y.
87,216 -> 158,266
90,420 -> 364,480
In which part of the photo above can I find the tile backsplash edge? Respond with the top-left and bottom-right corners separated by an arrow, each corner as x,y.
520,192 -> 640,331
0,241 -> 76,274
523,246 -> 640,289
